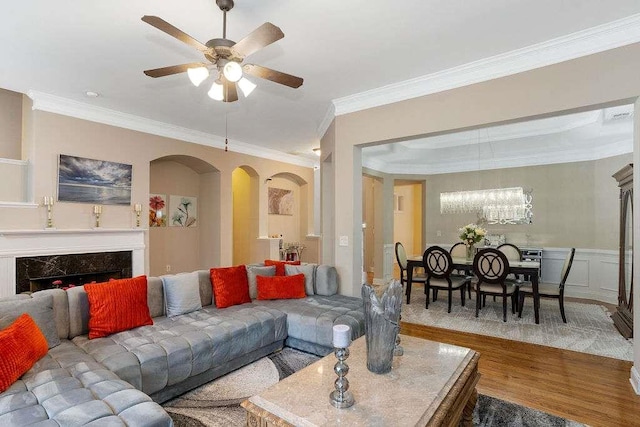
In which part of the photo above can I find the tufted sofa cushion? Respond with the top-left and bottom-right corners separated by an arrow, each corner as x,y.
253,294 -> 364,354
72,304 -> 287,396
0,341 -> 171,426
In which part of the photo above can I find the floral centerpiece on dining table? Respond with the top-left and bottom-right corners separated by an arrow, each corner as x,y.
459,223 -> 486,259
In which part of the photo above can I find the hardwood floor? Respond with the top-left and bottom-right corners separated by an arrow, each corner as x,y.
400,322 -> 640,427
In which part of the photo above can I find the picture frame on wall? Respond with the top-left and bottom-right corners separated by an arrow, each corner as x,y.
169,195 -> 197,227
268,187 -> 293,215
57,154 -> 132,205
149,193 -> 167,227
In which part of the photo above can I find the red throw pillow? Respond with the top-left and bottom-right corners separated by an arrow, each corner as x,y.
85,276 -> 153,339
264,260 -> 302,276
257,274 -> 306,300
210,265 -> 251,308
0,313 -> 48,393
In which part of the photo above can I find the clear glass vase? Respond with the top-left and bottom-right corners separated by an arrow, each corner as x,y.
466,244 -> 474,260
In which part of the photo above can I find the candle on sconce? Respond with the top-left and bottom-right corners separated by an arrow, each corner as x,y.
93,205 -> 102,214
134,203 -> 142,213
332,324 -> 351,349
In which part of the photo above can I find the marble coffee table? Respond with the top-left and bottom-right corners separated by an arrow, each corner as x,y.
241,334 -> 480,426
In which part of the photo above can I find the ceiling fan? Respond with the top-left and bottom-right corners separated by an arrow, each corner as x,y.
142,0 -> 303,102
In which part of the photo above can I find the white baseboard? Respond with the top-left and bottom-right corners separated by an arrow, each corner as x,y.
631,365 -> 640,395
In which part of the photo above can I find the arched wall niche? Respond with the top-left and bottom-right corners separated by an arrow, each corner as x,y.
232,165 -> 259,265
149,154 -> 220,276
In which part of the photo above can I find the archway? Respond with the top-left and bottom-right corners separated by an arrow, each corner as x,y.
148,155 -> 220,276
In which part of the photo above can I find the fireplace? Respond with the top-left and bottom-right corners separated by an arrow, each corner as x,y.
0,228 -> 145,297
16,251 -> 132,294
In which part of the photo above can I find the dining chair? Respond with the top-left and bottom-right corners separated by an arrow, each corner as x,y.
497,243 -> 523,281
473,248 -> 517,322
450,242 -> 473,299
395,242 -> 427,304
518,248 -> 575,323
422,246 -> 470,313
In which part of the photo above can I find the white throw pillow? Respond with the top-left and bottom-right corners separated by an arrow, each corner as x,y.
161,272 -> 202,317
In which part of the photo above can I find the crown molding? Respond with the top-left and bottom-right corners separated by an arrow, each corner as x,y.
317,102 -> 335,140
27,91 -> 316,168
363,139 -> 632,175
332,14 -> 640,117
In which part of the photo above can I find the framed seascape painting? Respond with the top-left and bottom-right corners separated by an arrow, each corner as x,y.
149,193 -> 167,227
57,154 -> 132,205
169,195 -> 197,227
268,187 -> 293,215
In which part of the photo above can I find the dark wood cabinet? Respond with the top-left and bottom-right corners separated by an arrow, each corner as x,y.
612,164 -> 633,338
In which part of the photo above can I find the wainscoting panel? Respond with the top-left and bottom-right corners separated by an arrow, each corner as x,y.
539,248 -> 617,305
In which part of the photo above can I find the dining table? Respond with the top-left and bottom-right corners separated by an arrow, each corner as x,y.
407,255 -> 543,324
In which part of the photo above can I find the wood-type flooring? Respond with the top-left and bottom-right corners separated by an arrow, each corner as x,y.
401,322 -> 640,427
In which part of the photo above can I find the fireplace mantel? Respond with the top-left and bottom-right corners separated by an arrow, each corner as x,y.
0,228 -> 146,297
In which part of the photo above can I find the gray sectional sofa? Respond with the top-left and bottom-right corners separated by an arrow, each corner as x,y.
0,265 -> 364,426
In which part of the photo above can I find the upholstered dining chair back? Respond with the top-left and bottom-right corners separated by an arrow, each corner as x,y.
449,242 -> 467,258
473,248 -> 510,284
395,242 -> 408,270
422,246 -> 454,279
497,243 -> 522,261
559,248 -> 576,289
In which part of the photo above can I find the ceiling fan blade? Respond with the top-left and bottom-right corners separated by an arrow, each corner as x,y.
143,62 -> 207,78
232,22 -> 284,58
243,64 -> 303,88
222,78 -> 238,102
142,15 -> 215,58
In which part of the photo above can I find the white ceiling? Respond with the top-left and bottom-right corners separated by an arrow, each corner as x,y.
2,1 -> 640,165
362,105 -> 634,175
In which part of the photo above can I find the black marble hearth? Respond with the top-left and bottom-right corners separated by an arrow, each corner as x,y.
15,251 -> 132,293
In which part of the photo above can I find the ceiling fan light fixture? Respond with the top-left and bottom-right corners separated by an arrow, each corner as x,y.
208,80 -> 224,101
223,61 -> 243,82
187,66 -> 209,87
238,77 -> 256,97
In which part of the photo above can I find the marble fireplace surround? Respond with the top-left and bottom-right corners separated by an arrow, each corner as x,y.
0,229 -> 145,297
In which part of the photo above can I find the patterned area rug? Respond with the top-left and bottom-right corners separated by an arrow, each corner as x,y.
401,284 -> 633,360
163,347 -> 584,426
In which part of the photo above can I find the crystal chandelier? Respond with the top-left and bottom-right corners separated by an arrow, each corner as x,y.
440,187 -> 532,224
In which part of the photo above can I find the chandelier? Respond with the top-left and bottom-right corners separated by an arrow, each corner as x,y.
440,187 -> 532,224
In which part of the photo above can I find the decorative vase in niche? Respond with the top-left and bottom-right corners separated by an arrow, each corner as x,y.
466,244 -> 474,260
361,280 -> 403,374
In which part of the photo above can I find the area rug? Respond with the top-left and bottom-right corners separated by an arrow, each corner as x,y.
162,347 -> 584,427
401,285 -> 633,361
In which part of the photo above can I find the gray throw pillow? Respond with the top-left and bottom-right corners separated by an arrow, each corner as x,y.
285,264 -> 317,295
246,265 -> 276,299
0,295 -> 61,348
315,265 -> 339,296
162,272 -> 202,317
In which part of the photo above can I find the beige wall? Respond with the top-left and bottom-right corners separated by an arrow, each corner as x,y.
421,154 -> 630,249
0,89 -> 22,160
267,176 -> 301,243
0,107 -> 315,274
323,41 -> 640,377
149,160 -> 203,276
